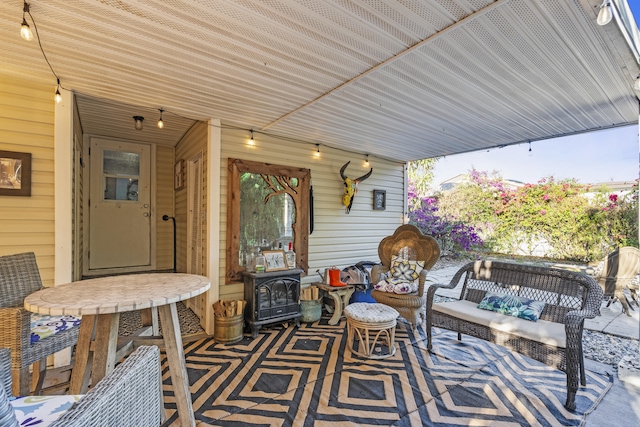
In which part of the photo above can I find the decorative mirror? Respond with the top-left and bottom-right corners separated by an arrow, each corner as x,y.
226,158 -> 310,282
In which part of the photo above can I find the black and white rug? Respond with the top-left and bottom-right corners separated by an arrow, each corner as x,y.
161,317 -> 612,426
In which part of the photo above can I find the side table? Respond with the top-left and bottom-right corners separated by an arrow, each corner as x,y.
315,283 -> 355,325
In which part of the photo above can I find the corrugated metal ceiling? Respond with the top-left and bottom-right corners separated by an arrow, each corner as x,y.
0,0 -> 638,161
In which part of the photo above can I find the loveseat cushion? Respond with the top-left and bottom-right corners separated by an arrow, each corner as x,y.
432,300 -> 566,348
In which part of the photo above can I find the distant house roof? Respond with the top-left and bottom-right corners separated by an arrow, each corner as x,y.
438,174 -> 524,192
587,180 -> 637,192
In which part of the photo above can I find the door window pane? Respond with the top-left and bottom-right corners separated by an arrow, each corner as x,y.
103,150 -> 140,201
103,150 -> 140,175
104,178 -> 138,201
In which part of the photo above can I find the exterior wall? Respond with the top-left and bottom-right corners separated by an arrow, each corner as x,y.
219,127 -> 406,302
72,100 -> 84,281
0,76 -> 56,286
156,145 -> 174,270
175,122 -> 208,275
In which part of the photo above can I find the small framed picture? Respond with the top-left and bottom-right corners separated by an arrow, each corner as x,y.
0,150 -> 32,197
373,189 -> 386,210
174,160 -> 185,190
263,250 -> 288,271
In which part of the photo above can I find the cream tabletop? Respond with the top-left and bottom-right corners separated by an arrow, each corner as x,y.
24,273 -> 210,316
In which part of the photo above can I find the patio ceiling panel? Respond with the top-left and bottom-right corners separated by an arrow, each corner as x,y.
0,0 -> 637,160
265,1 -> 640,160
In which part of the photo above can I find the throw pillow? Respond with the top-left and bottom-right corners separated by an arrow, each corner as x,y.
477,292 -> 546,322
389,256 -> 425,282
373,277 -> 418,294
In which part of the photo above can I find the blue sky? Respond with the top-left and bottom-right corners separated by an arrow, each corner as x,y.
430,125 -> 638,186
431,2 -> 640,187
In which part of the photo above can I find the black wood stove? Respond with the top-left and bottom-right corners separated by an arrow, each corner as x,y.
243,269 -> 302,338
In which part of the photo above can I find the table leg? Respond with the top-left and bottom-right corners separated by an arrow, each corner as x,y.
141,307 -> 160,335
69,314 -> 96,394
341,288 -> 355,310
91,313 -> 120,384
327,292 -> 343,325
158,303 -> 195,427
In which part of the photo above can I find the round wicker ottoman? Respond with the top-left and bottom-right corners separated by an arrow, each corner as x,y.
344,303 -> 399,359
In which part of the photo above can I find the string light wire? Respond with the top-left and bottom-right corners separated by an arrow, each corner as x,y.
20,2 -> 66,101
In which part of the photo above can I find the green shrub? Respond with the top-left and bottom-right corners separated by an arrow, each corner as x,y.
424,169 -> 637,262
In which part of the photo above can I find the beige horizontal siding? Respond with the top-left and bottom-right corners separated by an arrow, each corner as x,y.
219,126 -> 405,298
0,75 -> 56,286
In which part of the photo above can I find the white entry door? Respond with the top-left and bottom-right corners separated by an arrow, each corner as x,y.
88,138 -> 151,271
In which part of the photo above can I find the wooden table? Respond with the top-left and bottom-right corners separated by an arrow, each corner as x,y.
24,273 -> 210,427
315,283 -> 355,325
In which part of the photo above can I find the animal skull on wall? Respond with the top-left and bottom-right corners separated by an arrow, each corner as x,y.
340,161 -> 373,214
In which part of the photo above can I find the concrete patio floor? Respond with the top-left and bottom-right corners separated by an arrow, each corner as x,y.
427,264 -> 640,426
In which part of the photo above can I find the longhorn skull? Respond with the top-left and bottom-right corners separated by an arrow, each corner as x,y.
340,161 -> 373,214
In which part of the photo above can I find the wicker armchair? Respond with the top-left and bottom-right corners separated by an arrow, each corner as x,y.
0,346 -> 164,427
0,252 -> 80,396
593,246 -> 640,316
370,225 -> 440,328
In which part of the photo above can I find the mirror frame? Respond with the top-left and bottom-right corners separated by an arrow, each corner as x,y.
226,158 -> 310,283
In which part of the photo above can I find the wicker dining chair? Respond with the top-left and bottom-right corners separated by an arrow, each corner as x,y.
593,246 -> 640,316
0,252 -> 80,396
370,225 -> 440,328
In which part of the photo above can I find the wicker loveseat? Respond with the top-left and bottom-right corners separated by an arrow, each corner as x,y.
426,260 -> 603,411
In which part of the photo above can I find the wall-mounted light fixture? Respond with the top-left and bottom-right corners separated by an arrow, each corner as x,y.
157,109 -> 164,129
133,116 -> 144,131
20,2 -> 33,41
597,1 -> 612,26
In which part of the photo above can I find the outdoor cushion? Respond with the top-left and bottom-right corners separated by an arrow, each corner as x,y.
477,292 -> 546,322
30,314 -> 82,344
10,395 -> 82,427
432,300 -> 566,348
373,277 -> 417,294
389,256 -> 424,281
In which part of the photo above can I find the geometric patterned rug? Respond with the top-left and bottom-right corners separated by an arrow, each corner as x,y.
160,315 -> 613,426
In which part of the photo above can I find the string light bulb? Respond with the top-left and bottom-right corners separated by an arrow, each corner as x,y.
20,2 -> 33,41
133,116 -> 144,131
54,79 -> 62,103
157,109 -> 164,129
314,144 -> 320,158
248,129 -> 255,145
597,1 -> 612,26
364,154 -> 370,166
